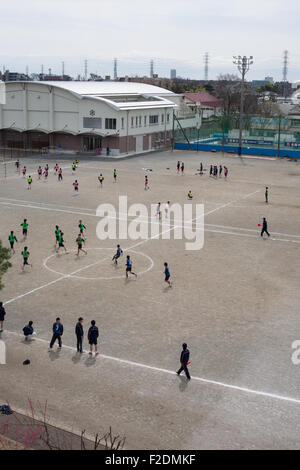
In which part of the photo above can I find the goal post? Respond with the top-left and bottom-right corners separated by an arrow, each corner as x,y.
0,160 -> 20,179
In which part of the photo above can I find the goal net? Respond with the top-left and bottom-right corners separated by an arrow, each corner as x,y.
0,160 -> 20,179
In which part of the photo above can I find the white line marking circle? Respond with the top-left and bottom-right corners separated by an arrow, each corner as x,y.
43,248 -> 154,280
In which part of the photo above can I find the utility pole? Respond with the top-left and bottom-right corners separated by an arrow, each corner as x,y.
84,59 -> 88,81
233,55 -> 253,156
282,50 -> 288,99
62,61 -> 65,78
277,114 -> 282,158
114,58 -> 118,80
204,52 -> 209,81
150,60 -> 154,78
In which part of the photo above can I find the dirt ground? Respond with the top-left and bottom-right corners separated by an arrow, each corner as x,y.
1,150 -> 300,449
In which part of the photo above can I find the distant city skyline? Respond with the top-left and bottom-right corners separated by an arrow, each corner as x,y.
0,0 -> 299,81
1,55 -> 299,83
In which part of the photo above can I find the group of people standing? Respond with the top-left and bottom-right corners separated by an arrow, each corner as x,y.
21,317 -> 100,356
177,161 -> 185,175
209,164 -> 228,178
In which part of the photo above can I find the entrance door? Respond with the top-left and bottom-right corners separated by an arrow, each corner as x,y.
83,136 -> 101,151
135,135 -> 143,153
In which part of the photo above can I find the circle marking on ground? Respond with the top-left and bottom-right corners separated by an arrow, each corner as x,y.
43,247 -> 154,280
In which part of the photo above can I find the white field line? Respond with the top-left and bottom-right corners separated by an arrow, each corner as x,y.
0,163 -> 74,181
3,330 -> 300,407
3,189 -> 262,306
1,196 -> 300,245
1,196 -> 300,240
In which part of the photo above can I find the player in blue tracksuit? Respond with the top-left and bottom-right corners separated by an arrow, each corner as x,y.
164,262 -> 172,287
49,318 -> 64,349
126,255 -> 137,278
112,245 -> 123,265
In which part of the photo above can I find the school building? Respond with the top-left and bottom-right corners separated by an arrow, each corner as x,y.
0,81 -> 181,156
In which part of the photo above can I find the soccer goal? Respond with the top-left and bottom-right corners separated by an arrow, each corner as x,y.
0,160 -> 20,179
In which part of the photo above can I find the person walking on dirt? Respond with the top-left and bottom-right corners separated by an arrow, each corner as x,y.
177,343 -> 191,380
261,218 -> 270,238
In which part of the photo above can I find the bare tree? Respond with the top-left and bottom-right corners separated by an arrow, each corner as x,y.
0,399 -> 126,451
214,74 -> 259,115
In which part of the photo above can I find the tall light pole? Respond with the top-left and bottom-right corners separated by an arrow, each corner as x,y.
233,55 -> 253,156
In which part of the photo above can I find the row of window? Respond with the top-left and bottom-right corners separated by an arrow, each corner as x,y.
128,113 -> 170,129
83,113 -> 171,131
83,117 -> 117,130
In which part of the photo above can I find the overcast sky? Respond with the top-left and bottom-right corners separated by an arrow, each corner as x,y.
0,0 -> 299,81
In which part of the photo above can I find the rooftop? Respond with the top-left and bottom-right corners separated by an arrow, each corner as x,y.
41,80 -> 175,97
6,80 -> 177,111
184,92 -> 223,107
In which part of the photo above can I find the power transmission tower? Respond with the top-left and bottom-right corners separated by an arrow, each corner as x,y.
204,52 -> 209,81
114,58 -> 118,80
282,50 -> 289,98
62,61 -> 65,77
150,60 -> 154,78
84,59 -> 88,81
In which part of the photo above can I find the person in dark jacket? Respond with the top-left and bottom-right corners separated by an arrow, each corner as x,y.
75,317 -> 84,353
261,217 -> 270,238
88,320 -> 99,356
0,302 -> 6,332
23,321 -> 35,340
177,343 -> 191,380
49,318 -> 64,349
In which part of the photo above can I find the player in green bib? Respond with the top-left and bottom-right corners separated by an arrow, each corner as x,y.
76,234 -> 87,256
21,247 -> 32,271
78,220 -> 86,242
98,174 -> 104,187
56,232 -> 68,254
265,186 -> 269,203
55,225 -> 61,247
72,162 -> 76,172
27,176 -> 32,190
20,219 -> 28,240
8,231 -> 18,254
113,169 -> 117,182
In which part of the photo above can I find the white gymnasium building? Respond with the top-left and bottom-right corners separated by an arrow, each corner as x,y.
0,81 -> 181,156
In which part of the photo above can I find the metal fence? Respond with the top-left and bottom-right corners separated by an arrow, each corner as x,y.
0,147 -> 47,161
174,114 -> 300,155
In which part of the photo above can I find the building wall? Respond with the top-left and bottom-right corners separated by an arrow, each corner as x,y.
0,82 -> 175,154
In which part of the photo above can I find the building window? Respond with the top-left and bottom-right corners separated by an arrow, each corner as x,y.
83,117 -> 102,129
105,118 -> 117,130
139,116 -> 142,127
131,117 -> 134,127
161,114 -> 164,124
144,116 -> 147,126
121,117 -> 124,129
167,113 -> 170,124
149,115 -> 159,125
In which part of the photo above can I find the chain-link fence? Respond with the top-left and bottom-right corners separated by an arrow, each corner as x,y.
0,147 -> 48,162
174,113 -> 300,154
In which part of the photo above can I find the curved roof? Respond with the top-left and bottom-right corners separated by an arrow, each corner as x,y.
41,81 -> 175,97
